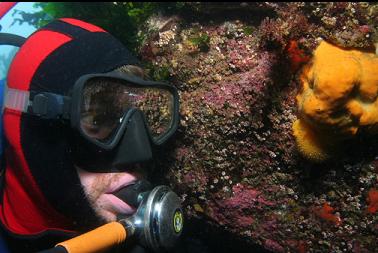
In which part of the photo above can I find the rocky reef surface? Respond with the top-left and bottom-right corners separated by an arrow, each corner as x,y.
139,3 -> 378,253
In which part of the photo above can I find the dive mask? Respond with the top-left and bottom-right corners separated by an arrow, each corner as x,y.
5,72 -> 180,168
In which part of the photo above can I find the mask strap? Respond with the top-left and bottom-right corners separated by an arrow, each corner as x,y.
4,88 -> 30,113
5,87 -> 71,119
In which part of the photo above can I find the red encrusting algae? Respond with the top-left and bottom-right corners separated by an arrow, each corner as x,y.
367,188 -> 378,214
297,240 -> 308,253
315,203 -> 342,226
286,40 -> 310,72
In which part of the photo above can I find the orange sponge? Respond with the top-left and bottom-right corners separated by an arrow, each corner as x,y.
292,119 -> 331,162
293,41 -> 378,161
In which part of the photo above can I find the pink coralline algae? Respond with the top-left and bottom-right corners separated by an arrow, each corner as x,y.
228,184 -> 275,209
227,37 -> 257,71
203,51 -> 277,116
264,239 -> 285,253
182,170 -> 208,192
174,146 -> 191,161
208,184 -> 275,230
359,25 -> 371,34
286,240 -> 308,253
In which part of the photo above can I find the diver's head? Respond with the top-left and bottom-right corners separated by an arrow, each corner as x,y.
0,18 -> 179,236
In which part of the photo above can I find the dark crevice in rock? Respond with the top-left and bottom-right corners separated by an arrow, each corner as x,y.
173,217 -> 273,253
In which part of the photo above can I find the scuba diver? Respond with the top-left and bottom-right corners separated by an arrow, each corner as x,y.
0,18 -> 182,253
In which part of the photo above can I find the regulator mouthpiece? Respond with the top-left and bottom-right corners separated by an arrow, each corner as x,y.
120,183 -> 184,252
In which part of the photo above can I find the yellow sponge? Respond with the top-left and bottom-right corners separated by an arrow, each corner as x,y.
292,119 -> 331,162
293,41 -> 378,161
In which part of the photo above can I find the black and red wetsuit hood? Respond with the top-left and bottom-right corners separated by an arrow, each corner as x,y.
0,18 -> 140,251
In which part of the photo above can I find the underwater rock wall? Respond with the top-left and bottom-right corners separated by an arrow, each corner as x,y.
139,3 -> 378,253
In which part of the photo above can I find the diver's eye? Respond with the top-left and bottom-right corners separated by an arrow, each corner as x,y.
81,115 -> 101,131
81,112 -> 108,126
81,113 -> 96,125
80,113 -> 120,141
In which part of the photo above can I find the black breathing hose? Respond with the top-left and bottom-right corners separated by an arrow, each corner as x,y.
37,245 -> 68,253
0,33 -> 26,47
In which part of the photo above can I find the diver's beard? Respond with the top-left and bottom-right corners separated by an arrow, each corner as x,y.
82,173 -> 126,223
76,166 -> 142,225
74,196 -> 107,230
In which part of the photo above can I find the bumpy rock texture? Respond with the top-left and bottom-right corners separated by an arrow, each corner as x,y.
139,3 -> 378,253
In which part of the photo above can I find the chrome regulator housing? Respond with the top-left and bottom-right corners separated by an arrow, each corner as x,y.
121,185 -> 184,252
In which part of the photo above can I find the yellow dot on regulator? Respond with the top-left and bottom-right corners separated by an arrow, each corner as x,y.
173,210 -> 183,233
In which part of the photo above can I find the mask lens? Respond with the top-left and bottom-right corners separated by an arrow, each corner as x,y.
80,77 -> 175,143
135,87 -> 174,140
81,79 -> 127,142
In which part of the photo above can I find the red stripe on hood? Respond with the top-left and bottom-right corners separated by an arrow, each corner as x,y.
60,18 -> 106,33
0,30 -> 75,235
0,2 -> 17,20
